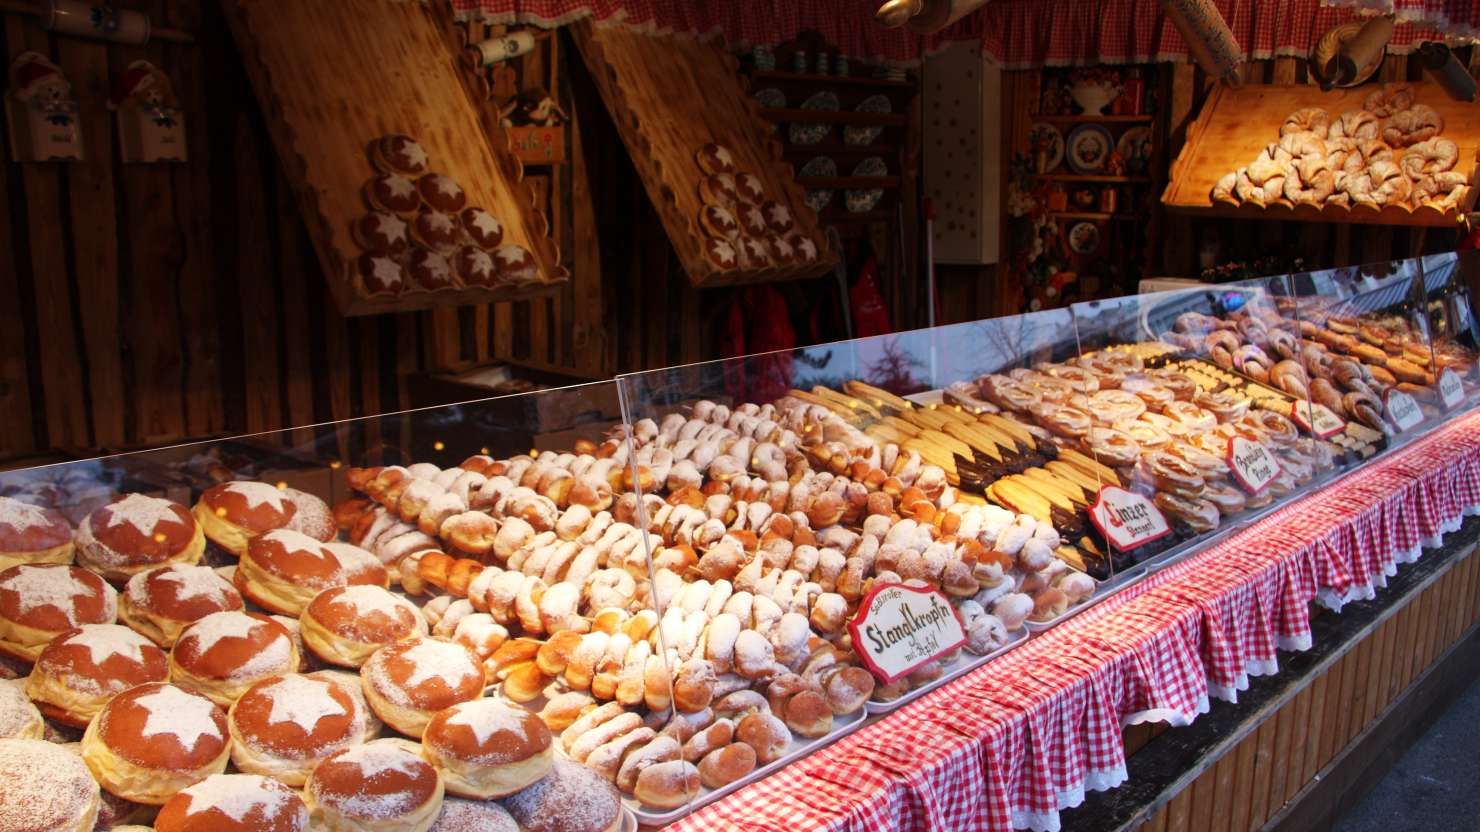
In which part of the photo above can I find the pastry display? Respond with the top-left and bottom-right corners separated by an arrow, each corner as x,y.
0,679 -> 43,739
696,142 -> 736,175
420,697 -> 553,798
193,481 -> 298,557
364,172 -> 423,216
121,563 -> 244,647
0,495 -> 75,570
0,563 -> 118,661
407,247 -> 458,292
74,493 -> 205,583
169,611 -> 301,706
26,624 -> 168,727
0,738 -> 100,831
1210,85 -> 1469,212
226,673 -> 366,785
154,773 -> 310,832
80,682 -> 230,804
503,758 -> 623,832
300,584 -> 427,668
235,529 -> 386,616
304,739 -> 444,832
360,636 -> 486,737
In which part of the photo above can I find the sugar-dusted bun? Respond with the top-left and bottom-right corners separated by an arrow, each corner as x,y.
0,738 -> 100,832
360,637 -> 485,737
227,673 -> 366,786
310,669 -> 384,742
421,698 -> 553,799
282,489 -> 335,542
170,611 -> 300,707
192,481 -> 298,557
301,584 -> 427,668
120,563 -> 244,647
632,759 -> 700,812
0,563 -> 118,662
305,739 -> 444,832
75,494 -> 205,583
0,495 -> 75,570
0,678 -> 42,739
155,773 -> 309,832
429,796 -> 519,832
504,758 -> 624,832
80,682 -> 230,804
27,624 -> 169,727
236,530 -> 388,617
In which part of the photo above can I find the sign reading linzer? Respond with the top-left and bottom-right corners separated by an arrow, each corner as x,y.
1089,486 -> 1171,551
1385,389 -> 1424,431
847,583 -> 966,684
1439,368 -> 1465,410
1290,400 -> 1345,439
1227,435 -> 1281,495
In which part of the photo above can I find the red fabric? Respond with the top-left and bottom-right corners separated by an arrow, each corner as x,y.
449,0 -> 1479,67
722,285 -> 797,405
666,409 -> 1480,832
850,259 -> 892,338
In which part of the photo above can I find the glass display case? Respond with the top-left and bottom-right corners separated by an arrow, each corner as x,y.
0,253 -> 1477,825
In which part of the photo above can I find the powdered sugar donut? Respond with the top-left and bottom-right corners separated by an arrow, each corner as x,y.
169,611 -> 300,707
430,797 -> 518,832
360,637 -> 486,737
0,563 -> 117,662
236,530 -> 387,617
121,563 -> 243,647
283,489 -> 335,542
76,494 -> 204,582
80,682 -> 230,804
227,673 -> 367,786
504,757 -> 623,832
192,481 -> 298,557
0,495 -> 74,570
0,738 -> 100,831
305,739 -> 444,832
0,679 -> 41,739
27,624 -> 168,727
300,584 -> 427,668
155,773 -> 308,832
421,698 -> 554,799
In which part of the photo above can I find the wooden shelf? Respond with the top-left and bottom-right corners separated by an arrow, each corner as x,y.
1033,114 -> 1154,124
1039,174 -> 1152,183
798,175 -> 899,189
783,144 -> 897,159
759,108 -> 910,126
821,210 -> 893,224
1049,211 -> 1139,221
749,69 -> 915,90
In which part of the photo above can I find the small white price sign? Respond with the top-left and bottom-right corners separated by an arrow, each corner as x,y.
1290,401 -> 1346,439
1385,389 -> 1425,431
848,583 -> 967,684
1089,486 -> 1172,552
1439,368 -> 1465,410
1226,435 -> 1282,495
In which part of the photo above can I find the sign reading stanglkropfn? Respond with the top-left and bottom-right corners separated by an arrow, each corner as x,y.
847,583 -> 966,684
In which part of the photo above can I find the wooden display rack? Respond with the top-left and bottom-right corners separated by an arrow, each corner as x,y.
571,22 -> 835,288
222,0 -> 568,316
1164,81 -> 1480,227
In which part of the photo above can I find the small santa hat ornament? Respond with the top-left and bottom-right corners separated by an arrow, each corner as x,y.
109,63 -> 156,108
11,54 -> 63,94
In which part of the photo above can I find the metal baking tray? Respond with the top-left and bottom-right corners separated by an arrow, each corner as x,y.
1023,571 -> 1104,633
629,705 -> 868,826
863,626 -> 1029,716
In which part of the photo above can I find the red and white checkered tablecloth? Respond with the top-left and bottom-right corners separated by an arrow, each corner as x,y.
447,0 -> 1476,68
665,409 -> 1480,832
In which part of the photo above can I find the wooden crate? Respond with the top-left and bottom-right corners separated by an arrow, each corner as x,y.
221,0 -> 569,315
1163,81 -> 1480,227
571,22 -> 835,288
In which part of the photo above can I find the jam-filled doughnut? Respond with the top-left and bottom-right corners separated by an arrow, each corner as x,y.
170,611 -> 300,707
421,698 -> 554,799
227,673 -> 367,786
0,679 -> 42,739
0,563 -> 117,662
155,773 -> 309,832
80,682 -> 230,805
300,584 -> 428,669
305,739 -> 445,832
360,637 -> 486,737
504,758 -> 624,832
282,489 -> 335,542
0,495 -> 74,570
121,563 -> 243,648
27,624 -> 169,727
76,494 -> 205,583
0,738 -> 100,831
236,530 -> 387,617
192,482 -> 298,558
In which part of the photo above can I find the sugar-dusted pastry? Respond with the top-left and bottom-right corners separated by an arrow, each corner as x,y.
504,758 -> 623,832
80,682 -> 230,804
75,493 -> 204,583
352,210 -> 411,255
700,204 -> 740,240
789,233 -> 820,264
458,206 -> 504,249
371,134 -> 430,177
227,673 -> 367,786
0,738 -> 100,831
454,245 -> 497,288
734,171 -> 765,204
0,495 -> 74,570
169,611 -> 300,707
696,142 -> 736,175
767,234 -> 795,265
305,739 -> 445,832
27,624 -> 169,727
411,210 -> 463,255
357,252 -> 406,297
154,773 -> 309,832
0,563 -> 117,661
121,563 -> 243,647
235,529 -> 386,617
736,202 -> 768,236
703,236 -> 738,270
421,698 -> 554,799
300,584 -> 427,668
364,172 -> 423,216
0,679 -> 42,739
429,797 -> 518,832
700,171 -> 738,206
408,247 -> 458,292
192,481 -> 298,557
360,636 -> 485,737
762,200 -> 795,234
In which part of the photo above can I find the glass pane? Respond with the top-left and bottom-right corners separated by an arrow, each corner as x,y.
1416,251 -> 1480,415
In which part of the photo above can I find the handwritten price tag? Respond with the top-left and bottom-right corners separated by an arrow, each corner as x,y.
1439,368 -> 1465,410
1385,389 -> 1425,431
1226,435 -> 1282,495
1089,486 -> 1172,552
848,583 -> 967,684
1290,401 -> 1346,439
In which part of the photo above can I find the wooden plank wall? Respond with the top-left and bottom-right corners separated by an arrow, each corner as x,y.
1132,542 -> 1480,832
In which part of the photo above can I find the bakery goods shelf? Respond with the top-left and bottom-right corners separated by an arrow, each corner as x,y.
1163,81 -> 1480,227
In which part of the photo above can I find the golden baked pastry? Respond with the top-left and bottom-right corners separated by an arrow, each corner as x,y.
0,563 -> 117,662
120,563 -> 243,647
360,637 -> 485,737
26,624 -> 169,727
235,529 -> 386,616
0,738 -> 100,831
227,673 -> 366,786
154,773 -> 309,832
80,682 -> 230,805
0,495 -> 74,570
503,758 -> 624,832
300,584 -> 427,668
305,739 -> 444,832
420,698 -> 553,799
169,611 -> 300,706
75,493 -> 204,582
192,481 -> 298,557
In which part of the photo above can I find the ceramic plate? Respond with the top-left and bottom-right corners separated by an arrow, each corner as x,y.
800,156 -> 837,212
1068,221 -> 1100,254
1028,122 -> 1065,173
752,87 -> 786,110
790,91 -> 839,146
846,156 -> 887,213
1117,126 -> 1153,175
844,93 -> 892,146
1066,124 -> 1114,174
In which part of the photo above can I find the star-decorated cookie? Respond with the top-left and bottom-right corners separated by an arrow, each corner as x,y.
410,210 -> 463,255
371,134 -> 429,177
356,253 -> 405,297
734,172 -> 765,205
454,246 -> 497,288
458,207 -> 504,250
699,204 -> 740,240
363,173 -> 422,216
697,142 -> 737,175
416,173 -> 467,214
351,211 -> 410,255
494,244 -> 539,285
406,247 -> 456,291
703,236 -> 738,270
